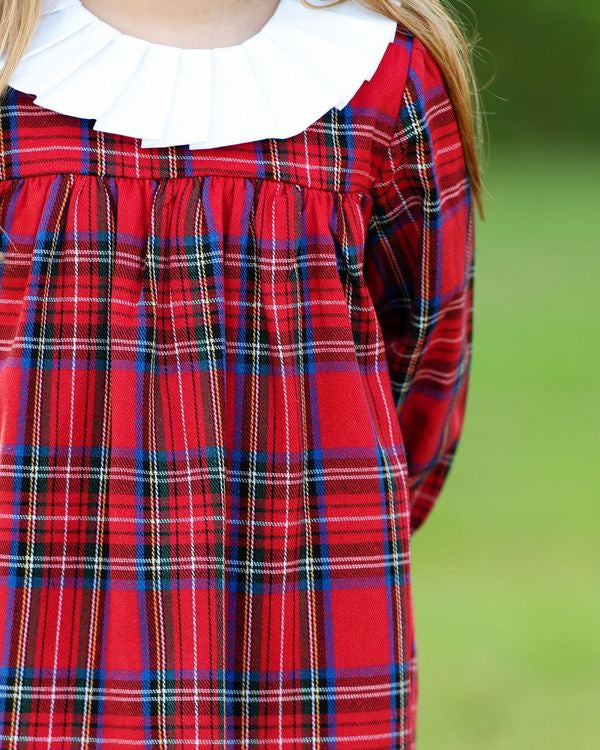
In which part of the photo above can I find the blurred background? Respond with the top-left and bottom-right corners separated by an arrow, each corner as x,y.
411,1 -> 600,748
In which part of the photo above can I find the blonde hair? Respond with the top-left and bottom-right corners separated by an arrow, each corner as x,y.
0,1 -> 42,89
0,0 -> 486,218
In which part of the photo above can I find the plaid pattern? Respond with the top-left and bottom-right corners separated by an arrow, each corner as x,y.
0,25 -> 474,749
364,36 -> 475,534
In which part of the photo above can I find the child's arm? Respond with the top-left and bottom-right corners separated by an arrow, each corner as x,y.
364,36 -> 476,534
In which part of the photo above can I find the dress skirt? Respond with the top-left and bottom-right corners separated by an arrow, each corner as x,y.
0,170 -> 416,748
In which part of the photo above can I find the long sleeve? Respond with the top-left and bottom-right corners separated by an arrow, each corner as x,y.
363,35 -> 476,534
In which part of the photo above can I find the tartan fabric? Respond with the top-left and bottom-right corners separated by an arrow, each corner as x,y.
364,36 -> 475,534
0,24 -> 474,750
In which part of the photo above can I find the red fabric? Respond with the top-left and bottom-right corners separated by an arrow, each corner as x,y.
364,37 -> 475,533
0,26 -> 474,749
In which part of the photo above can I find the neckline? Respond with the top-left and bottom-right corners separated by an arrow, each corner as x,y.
75,0 -> 286,53
7,0 -> 398,150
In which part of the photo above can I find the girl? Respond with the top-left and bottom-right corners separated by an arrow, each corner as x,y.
0,0 -> 484,747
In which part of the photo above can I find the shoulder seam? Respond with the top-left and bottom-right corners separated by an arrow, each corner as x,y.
371,29 -> 417,191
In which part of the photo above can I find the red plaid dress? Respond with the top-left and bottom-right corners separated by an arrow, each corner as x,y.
0,26 -> 474,749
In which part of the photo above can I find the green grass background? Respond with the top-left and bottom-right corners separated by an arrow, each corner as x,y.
408,1 -> 600,743
410,145 -> 600,748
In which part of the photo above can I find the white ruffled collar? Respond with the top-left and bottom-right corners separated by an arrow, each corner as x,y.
4,0 -> 397,150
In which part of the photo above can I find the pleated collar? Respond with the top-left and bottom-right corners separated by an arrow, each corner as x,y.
3,0 -> 398,150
